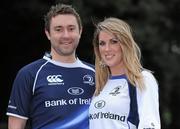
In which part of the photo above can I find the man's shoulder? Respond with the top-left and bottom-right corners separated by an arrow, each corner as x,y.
18,58 -> 47,74
79,60 -> 95,72
81,61 -> 95,68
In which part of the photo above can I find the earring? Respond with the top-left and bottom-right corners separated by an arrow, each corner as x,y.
99,60 -> 106,67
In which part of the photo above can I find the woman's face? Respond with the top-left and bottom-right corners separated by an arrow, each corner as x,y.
98,31 -> 124,74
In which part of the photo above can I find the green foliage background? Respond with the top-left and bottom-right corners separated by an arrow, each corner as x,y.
1,0 -> 180,128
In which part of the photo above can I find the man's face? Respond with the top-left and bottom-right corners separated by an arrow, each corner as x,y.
45,14 -> 82,57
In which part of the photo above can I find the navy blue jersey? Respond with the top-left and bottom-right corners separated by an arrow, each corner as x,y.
7,55 -> 95,129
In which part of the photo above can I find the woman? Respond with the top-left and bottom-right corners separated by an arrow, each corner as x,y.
89,17 -> 161,129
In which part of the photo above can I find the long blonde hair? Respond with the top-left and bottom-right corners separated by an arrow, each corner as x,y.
93,17 -> 144,96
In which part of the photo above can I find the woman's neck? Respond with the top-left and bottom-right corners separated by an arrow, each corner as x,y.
110,63 -> 126,76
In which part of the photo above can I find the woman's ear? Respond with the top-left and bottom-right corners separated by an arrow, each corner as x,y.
79,27 -> 83,37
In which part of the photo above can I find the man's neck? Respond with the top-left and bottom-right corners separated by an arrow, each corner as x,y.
51,53 -> 77,63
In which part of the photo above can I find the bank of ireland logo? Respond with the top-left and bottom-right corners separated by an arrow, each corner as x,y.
47,75 -> 64,85
67,87 -> 84,95
94,100 -> 106,109
83,74 -> 94,85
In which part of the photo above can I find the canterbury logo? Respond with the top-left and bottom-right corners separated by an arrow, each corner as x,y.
47,75 -> 63,83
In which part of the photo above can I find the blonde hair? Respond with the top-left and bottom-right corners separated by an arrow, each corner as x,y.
93,17 -> 144,96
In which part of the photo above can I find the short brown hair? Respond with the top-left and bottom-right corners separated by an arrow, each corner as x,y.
44,4 -> 82,32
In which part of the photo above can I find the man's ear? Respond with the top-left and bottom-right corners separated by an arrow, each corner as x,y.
45,29 -> 50,40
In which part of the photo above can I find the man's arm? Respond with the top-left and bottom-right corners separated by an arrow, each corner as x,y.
8,116 -> 27,129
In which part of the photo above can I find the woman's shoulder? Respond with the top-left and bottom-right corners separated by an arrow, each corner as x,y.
141,69 -> 159,90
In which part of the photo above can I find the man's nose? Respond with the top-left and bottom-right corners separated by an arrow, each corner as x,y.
62,29 -> 70,37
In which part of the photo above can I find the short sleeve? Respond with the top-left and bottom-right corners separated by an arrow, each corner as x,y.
6,68 -> 34,119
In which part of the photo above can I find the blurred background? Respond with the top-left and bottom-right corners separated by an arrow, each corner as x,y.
0,0 -> 180,128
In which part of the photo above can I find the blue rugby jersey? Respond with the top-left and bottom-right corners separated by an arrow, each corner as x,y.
89,71 -> 161,129
7,55 -> 95,129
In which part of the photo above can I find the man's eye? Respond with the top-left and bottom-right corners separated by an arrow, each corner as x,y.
55,28 -> 62,32
69,27 -> 75,31
68,26 -> 76,31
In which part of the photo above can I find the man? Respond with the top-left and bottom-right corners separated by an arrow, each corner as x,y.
7,3 -> 95,129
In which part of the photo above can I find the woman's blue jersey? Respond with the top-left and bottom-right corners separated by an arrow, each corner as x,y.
89,71 -> 160,129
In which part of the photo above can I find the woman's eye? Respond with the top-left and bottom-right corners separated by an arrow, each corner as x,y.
111,39 -> 119,44
99,41 -> 105,46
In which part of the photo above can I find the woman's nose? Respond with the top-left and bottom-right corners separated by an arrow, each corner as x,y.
104,43 -> 111,51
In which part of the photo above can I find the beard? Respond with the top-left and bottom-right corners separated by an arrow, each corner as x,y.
52,43 -> 78,57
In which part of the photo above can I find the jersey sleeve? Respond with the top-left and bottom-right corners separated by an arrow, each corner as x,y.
137,71 -> 161,129
6,68 -> 34,119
